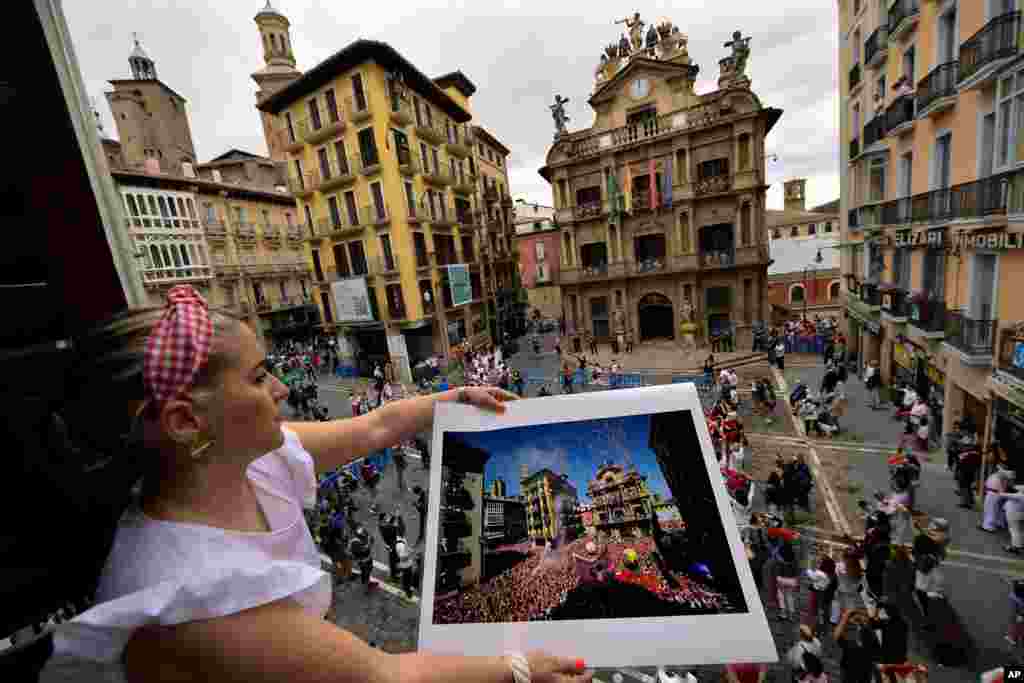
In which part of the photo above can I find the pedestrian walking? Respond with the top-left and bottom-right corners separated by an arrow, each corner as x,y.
349,527 -> 376,593
395,536 -> 415,597
411,485 -> 428,545
625,332 -> 634,354
774,339 -> 786,371
775,542 -> 800,621
864,360 -> 881,409
981,467 -> 1016,533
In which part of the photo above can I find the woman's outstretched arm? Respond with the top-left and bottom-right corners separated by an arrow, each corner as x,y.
125,598 -> 587,683
286,386 -> 517,475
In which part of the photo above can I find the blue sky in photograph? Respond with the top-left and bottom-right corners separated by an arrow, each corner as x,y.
449,414 -> 673,504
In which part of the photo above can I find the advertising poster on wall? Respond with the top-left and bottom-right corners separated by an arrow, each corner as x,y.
419,384 -> 776,668
330,277 -> 373,323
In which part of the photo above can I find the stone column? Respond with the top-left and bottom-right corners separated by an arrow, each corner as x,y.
386,326 -> 412,384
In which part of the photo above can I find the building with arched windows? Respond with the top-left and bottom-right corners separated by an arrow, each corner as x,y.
766,234 -> 842,322
539,15 -> 781,347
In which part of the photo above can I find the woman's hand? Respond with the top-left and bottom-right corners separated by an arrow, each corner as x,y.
444,386 -> 519,414
524,652 -> 592,683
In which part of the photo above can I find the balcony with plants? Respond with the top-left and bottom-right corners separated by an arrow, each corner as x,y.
958,10 -> 1021,88
887,0 -> 920,41
908,290 -> 946,336
944,309 -> 997,365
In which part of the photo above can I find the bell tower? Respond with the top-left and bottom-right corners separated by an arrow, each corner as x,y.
128,33 -> 157,80
784,178 -> 807,212
251,1 -> 302,164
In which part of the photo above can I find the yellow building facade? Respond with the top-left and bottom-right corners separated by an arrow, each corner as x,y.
254,7 -> 520,381
838,0 -> 1024,463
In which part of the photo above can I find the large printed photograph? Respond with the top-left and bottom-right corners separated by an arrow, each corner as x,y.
430,409 -> 748,625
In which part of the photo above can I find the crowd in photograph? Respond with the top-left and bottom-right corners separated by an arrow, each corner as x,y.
432,532 -> 737,625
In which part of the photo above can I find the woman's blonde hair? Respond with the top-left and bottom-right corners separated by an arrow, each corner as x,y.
62,304 -> 244,467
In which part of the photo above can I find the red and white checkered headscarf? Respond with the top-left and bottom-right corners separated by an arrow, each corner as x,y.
142,285 -> 214,404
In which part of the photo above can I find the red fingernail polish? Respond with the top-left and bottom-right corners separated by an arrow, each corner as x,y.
576,659 -> 585,670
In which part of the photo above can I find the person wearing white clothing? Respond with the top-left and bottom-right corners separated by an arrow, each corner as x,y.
38,294 -> 583,683
1000,487 -> 1024,555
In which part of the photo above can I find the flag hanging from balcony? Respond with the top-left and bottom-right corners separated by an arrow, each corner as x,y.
662,155 -> 673,210
607,172 -> 621,226
624,164 -> 633,214
649,159 -> 657,210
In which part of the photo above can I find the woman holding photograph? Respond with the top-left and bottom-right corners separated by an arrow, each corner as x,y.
40,286 -> 590,683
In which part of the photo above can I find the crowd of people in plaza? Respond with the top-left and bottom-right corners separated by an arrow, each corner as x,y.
432,532 -> 738,626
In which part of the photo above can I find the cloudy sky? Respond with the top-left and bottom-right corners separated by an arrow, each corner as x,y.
65,0 -> 839,210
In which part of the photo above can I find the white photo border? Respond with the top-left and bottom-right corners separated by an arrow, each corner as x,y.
418,384 -> 778,668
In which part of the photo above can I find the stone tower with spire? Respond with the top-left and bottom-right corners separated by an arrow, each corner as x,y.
251,1 -> 302,164
105,35 -> 197,175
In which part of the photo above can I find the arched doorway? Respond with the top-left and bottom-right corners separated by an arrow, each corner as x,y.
638,293 -> 674,341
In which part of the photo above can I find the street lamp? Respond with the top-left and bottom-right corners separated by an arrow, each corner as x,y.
802,248 -> 824,320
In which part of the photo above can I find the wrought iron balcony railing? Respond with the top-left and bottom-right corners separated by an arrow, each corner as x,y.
880,288 -> 910,318
916,61 -> 959,112
888,0 -> 920,37
886,94 -> 915,131
909,298 -> 946,334
959,11 -> 1021,84
945,310 -> 997,358
863,114 -> 886,147
865,26 -> 888,65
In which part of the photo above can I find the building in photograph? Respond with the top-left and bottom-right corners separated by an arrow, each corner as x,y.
513,201 -> 563,321
489,477 -> 507,497
519,466 -> 579,545
253,4 -> 523,380
837,0 -> 1024,453
767,234 -> 842,323
578,503 -> 597,537
103,39 -> 317,344
540,15 -> 782,348
766,179 -> 840,240
586,462 -> 654,541
438,436 -> 490,591
482,494 -> 527,547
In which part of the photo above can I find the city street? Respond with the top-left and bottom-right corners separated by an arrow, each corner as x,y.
301,342 -> 1023,679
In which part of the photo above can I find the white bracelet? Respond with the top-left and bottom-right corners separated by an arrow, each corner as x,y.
505,652 -> 531,683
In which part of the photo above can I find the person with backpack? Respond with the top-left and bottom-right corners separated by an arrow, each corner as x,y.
349,527 -> 376,594
787,625 -> 823,680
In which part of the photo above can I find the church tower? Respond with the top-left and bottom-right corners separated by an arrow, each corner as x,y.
251,1 -> 302,164
106,35 -> 197,175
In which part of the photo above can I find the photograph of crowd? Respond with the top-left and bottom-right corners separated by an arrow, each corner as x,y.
430,409 -> 748,625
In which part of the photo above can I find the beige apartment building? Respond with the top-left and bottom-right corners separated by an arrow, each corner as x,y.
102,38 -> 316,343
541,16 -> 781,346
838,0 -> 1024,461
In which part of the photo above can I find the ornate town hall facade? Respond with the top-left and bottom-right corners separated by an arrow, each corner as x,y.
540,16 -> 783,347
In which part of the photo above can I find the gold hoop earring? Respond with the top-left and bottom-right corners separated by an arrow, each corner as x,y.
190,434 -> 215,460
